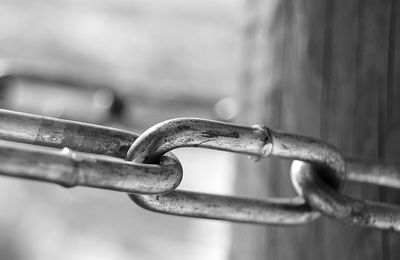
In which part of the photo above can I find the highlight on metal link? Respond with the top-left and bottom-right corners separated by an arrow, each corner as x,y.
0,109 -> 182,194
0,108 -> 400,231
291,160 -> 400,231
127,118 -> 345,225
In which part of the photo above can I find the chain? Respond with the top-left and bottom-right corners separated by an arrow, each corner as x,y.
0,61 -> 221,126
0,109 -> 399,230
0,61 -> 125,119
0,109 -> 182,193
127,118 -> 344,225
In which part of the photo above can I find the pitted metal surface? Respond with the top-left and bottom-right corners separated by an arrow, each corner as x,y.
0,109 -> 182,194
127,118 -> 345,225
291,160 -> 400,231
1,109 -> 400,230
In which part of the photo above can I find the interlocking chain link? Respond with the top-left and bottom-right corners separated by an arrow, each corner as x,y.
0,109 -> 400,230
126,118 -> 344,225
292,161 -> 400,231
0,109 -> 182,193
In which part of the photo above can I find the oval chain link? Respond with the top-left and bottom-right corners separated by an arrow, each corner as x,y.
291,160 -> 400,231
127,118 -> 345,225
0,109 -> 182,194
1,109 -> 400,230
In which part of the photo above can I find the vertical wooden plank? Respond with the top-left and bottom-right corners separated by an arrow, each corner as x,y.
352,0 -> 393,259
383,0 -> 400,258
387,0 -> 400,134
311,0 -> 382,258
233,0 -> 329,259
387,0 -> 400,133
267,1 -> 326,259
231,0 -> 399,259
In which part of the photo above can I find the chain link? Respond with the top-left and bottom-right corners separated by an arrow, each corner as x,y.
0,109 -> 182,193
0,109 -> 399,230
127,118 -> 344,225
0,62 -> 125,119
291,160 -> 400,231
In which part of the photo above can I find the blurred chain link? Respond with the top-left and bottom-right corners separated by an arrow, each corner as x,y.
0,61 -> 236,128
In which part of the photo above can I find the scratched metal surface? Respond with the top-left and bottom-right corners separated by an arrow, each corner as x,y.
0,0 -> 241,259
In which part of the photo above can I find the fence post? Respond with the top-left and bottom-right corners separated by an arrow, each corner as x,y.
231,0 -> 400,259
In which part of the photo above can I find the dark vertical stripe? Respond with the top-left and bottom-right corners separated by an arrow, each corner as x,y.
351,0 -> 365,259
353,0 -> 363,153
387,0 -> 399,131
386,0 -> 398,136
381,0 -> 397,259
320,0 -> 334,139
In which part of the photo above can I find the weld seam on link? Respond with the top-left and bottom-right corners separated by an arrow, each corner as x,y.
2,109 -> 400,229
127,118 -> 345,225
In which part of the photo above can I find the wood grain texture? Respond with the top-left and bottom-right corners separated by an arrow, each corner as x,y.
231,0 -> 399,259
383,0 -> 400,259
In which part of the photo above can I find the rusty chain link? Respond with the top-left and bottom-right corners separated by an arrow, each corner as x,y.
0,109 -> 400,230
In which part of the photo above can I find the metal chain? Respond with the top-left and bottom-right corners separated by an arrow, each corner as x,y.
126,118 -> 344,225
0,62 -> 125,119
0,109 -> 400,230
0,109 -> 182,193
291,161 -> 400,231
0,61 -> 222,126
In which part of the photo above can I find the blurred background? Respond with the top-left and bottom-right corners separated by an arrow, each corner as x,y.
0,0 -> 245,259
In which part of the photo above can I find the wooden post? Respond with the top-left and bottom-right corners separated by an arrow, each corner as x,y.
231,0 -> 400,259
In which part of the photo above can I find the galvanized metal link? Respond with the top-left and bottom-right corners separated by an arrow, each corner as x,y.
291,160 -> 400,231
1,109 -> 400,230
0,109 -> 182,193
127,118 -> 345,225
